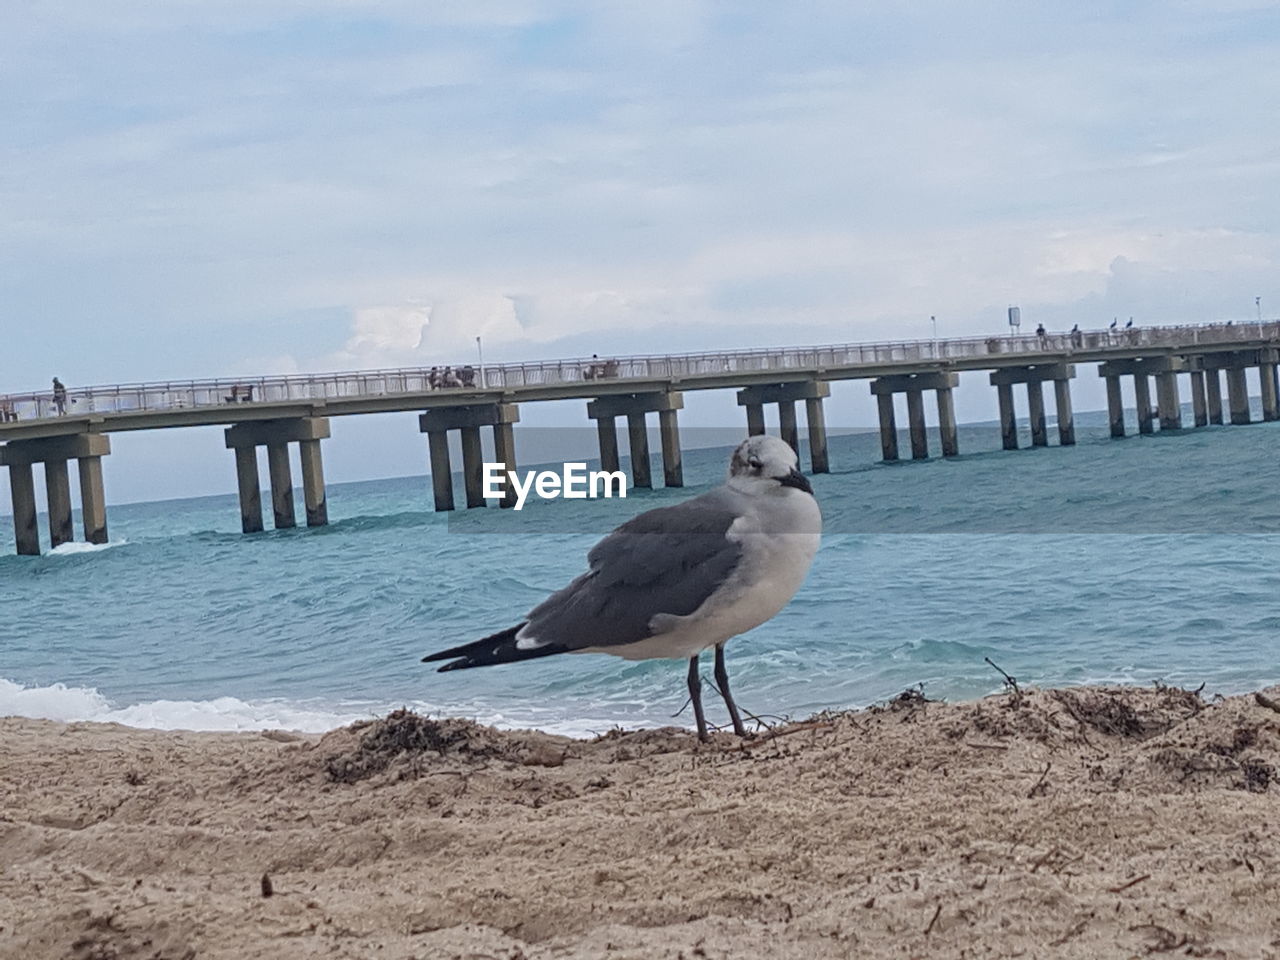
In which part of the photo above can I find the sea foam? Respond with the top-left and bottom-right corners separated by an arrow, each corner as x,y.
47,539 -> 128,556
0,677 -> 647,738
0,677 -> 368,732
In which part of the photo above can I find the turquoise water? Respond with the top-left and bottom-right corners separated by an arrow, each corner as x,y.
2,407 -> 1278,736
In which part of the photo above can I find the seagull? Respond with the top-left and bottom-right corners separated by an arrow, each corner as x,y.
422,434 -> 822,740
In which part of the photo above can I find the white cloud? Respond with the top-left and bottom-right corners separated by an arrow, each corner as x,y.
329,304 -> 430,368
4,1 -> 1280,390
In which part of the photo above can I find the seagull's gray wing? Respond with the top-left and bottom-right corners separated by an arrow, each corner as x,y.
519,488 -> 746,651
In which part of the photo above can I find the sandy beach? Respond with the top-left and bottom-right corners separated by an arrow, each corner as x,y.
2,684 -> 1278,959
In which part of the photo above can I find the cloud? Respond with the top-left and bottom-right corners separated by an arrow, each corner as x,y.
327,304 -> 430,368
4,1 -> 1280,391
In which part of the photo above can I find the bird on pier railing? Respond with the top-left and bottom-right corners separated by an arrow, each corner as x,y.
421,435 -> 822,741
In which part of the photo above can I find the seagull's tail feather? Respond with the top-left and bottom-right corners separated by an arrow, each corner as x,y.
421,623 -> 570,672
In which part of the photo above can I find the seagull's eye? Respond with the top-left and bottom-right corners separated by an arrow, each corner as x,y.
748,457 -> 762,470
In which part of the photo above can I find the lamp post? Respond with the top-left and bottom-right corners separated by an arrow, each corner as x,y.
1257,296 -> 1263,324
476,336 -> 485,387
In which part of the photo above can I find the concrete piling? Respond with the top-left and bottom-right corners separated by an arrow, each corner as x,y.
1199,352 -> 1263,427
266,442 -> 297,528
905,389 -> 928,459
233,446 -> 264,533
298,438 -> 328,525
226,418 -> 330,529
420,404 -> 520,510
492,420 -> 519,508
737,381 -> 831,472
805,396 -> 830,471
1026,382 -> 1047,447
1205,369 -> 1224,424
658,408 -> 683,487
1261,357 -> 1279,422
595,416 -> 620,473
1099,359 -> 1186,438
936,387 -> 959,457
1105,376 -> 1125,437
626,412 -> 652,489
2,433 -> 113,555
77,455 -> 108,544
870,372 -> 959,462
426,431 -> 454,511
1134,376 -> 1154,434
1226,368 -> 1250,424
1156,372 -> 1182,430
459,425 -> 486,507
1053,378 -> 1075,445
587,392 -> 682,490
9,461 -> 40,555
996,383 -> 1017,450
44,458 -> 74,548
991,364 -> 1073,450
1189,370 -> 1208,427
876,393 -> 899,461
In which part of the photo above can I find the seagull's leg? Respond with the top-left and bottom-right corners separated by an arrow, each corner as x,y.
713,643 -> 748,738
687,654 -> 708,741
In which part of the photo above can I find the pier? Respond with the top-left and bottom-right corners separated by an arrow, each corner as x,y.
3,321 -> 1279,554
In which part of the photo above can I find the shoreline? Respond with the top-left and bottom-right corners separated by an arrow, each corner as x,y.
2,683 -> 1278,958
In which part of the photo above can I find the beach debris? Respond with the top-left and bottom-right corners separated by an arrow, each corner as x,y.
325,710 -> 503,782
1049,911 -> 1094,947
924,902 -> 943,935
1026,761 -> 1052,798
1254,690 -> 1280,714
323,709 -> 576,782
1051,687 -> 1197,740
869,685 -> 936,721
1129,922 -> 1200,954
1241,758 -> 1273,793
732,720 -> 836,750
984,656 -> 1021,702
1108,874 -> 1150,893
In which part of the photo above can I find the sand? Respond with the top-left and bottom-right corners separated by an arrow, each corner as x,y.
2,684 -> 1279,959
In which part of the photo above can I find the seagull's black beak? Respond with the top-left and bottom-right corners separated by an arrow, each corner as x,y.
778,467 -> 813,495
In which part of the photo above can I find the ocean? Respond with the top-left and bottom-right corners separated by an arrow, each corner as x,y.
2,406 -> 1278,737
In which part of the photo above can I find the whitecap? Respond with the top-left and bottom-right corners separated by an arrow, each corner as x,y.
47,539 -> 129,556
0,677 -> 667,738
0,678 -> 368,733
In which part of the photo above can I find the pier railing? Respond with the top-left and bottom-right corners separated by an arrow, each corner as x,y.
3,320 -> 1278,423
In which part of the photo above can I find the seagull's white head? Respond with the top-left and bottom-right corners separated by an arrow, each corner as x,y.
727,435 -> 813,495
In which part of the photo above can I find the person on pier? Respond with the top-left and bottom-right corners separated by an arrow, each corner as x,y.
52,377 -> 68,415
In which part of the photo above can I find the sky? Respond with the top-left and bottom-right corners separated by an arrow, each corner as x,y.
3,1 -> 1280,505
